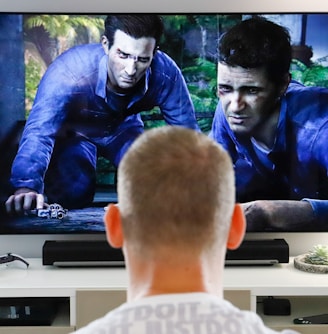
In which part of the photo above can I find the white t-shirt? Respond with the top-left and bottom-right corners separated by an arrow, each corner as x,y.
72,292 -> 299,334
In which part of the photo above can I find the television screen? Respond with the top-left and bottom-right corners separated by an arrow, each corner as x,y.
1,13 -> 328,235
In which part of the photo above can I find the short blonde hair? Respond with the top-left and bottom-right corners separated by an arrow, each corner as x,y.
117,126 -> 235,255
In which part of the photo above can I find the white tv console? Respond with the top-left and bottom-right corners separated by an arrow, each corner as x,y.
0,258 -> 327,333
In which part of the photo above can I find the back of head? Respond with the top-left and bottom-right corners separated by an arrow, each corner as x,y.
117,126 -> 235,257
104,14 -> 163,50
218,16 -> 292,85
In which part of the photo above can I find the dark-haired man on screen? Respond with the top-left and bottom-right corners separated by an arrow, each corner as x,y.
72,126 -> 298,334
210,16 -> 328,232
6,15 -> 199,215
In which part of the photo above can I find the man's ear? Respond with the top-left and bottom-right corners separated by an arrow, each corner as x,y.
104,204 -> 123,248
226,203 -> 246,250
101,35 -> 109,54
280,73 -> 291,96
153,45 -> 159,55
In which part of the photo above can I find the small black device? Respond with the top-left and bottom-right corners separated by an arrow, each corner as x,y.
263,297 -> 291,316
0,298 -> 58,326
294,313 -> 328,324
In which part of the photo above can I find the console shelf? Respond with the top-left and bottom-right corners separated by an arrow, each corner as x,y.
0,258 -> 327,333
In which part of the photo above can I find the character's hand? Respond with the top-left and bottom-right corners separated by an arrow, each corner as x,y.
241,200 -> 315,232
241,201 -> 268,231
5,188 -> 46,215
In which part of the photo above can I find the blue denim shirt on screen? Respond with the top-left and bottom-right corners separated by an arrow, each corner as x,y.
210,81 -> 328,228
11,43 -> 198,194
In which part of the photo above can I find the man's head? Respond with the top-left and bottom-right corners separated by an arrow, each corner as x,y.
103,15 -> 163,50
218,16 -> 292,86
102,15 -> 163,93
105,126 -> 245,261
217,17 -> 291,138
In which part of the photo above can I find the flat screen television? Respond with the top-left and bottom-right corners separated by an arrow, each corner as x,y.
0,0 -> 328,258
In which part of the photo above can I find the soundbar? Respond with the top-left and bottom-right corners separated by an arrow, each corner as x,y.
225,238 -> 289,265
42,240 -> 124,267
43,238 -> 289,267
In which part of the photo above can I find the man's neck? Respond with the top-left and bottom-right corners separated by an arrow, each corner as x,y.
252,107 -> 280,150
125,252 -> 225,302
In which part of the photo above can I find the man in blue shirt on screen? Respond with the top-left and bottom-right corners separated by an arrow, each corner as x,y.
210,16 -> 328,231
6,14 -> 199,214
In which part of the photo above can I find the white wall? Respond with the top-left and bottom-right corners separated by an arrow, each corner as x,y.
1,0 -> 328,14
